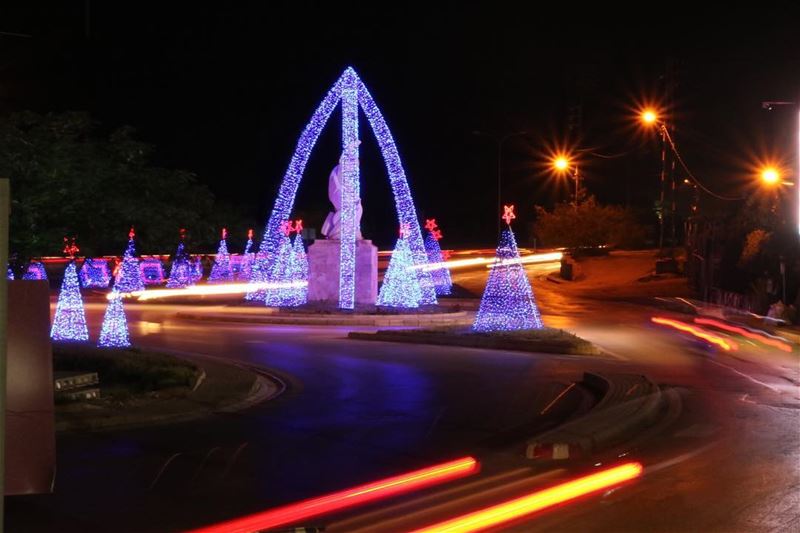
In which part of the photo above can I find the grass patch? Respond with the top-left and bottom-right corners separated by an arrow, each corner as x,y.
54,344 -> 201,394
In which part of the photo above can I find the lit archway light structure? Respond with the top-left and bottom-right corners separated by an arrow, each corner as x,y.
259,67 -> 436,309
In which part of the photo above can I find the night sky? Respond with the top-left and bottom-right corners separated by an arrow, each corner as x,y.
1,2 -> 798,247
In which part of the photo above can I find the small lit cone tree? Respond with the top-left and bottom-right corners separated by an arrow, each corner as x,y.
51,260 -> 89,341
377,225 -> 422,308
473,205 -> 544,332
209,228 -> 234,283
264,228 -> 294,306
115,227 -> 145,293
245,251 -> 269,301
98,290 -> 131,348
237,229 -> 256,281
423,219 -> 452,296
166,232 -> 194,289
291,231 -> 308,305
191,257 -> 204,283
7,265 -> 14,280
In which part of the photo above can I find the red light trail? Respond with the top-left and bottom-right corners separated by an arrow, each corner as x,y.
651,317 -> 739,351
189,456 -> 479,533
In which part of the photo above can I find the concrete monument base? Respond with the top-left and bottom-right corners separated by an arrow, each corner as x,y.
307,239 -> 378,306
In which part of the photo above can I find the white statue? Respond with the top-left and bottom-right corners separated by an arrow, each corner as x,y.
321,141 -> 363,240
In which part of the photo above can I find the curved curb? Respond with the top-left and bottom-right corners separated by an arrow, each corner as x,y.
55,349 -> 285,433
175,310 -> 473,327
525,372 -> 664,460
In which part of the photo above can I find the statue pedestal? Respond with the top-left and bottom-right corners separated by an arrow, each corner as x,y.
307,239 -> 377,306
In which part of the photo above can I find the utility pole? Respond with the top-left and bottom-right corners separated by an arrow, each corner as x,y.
0,179 -> 9,531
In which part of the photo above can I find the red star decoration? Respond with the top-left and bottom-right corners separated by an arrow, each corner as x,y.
247,228 -> 254,240
442,249 -> 452,260
399,223 -> 410,238
179,228 -> 187,240
63,237 -> 79,258
424,218 -> 438,232
431,229 -> 443,241
294,219 -> 304,234
502,205 -> 516,225
222,228 -> 227,239
128,227 -> 135,240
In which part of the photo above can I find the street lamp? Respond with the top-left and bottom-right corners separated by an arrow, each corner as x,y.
761,101 -> 799,235
640,108 -> 669,251
761,167 -> 781,186
551,155 -> 581,210
473,130 -> 528,235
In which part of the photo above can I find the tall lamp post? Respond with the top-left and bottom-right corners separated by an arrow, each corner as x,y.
640,109 -> 670,252
552,155 -> 581,210
473,130 -> 528,235
761,101 -> 799,236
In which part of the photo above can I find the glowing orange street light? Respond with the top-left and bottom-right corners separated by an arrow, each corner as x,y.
641,109 -> 658,125
760,167 -> 781,185
551,155 -> 581,209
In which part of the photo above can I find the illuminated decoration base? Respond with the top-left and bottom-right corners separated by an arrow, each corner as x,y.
307,239 -> 377,305
50,261 -> 89,341
424,232 -> 452,296
22,261 -> 47,281
98,290 -> 131,348
79,258 -> 111,288
139,258 -> 165,285
473,227 -> 544,332
116,235 -> 145,292
378,235 -> 422,308
258,66 -> 435,309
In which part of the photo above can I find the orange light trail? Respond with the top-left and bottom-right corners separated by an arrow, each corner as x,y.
411,462 -> 643,533
189,456 -> 479,533
651,317 -> 738,351
694,318 -> 792,353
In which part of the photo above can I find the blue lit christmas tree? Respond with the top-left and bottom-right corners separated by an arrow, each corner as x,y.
236,229 -> 255,281
291,232 -> 308,305
7,264 -> 14,280
423,219 -> 452,296
98,290 -> 131,348
378,226 -> 422,308
264,228 -> 293,306
245,251 -> 269,300
23,261 -> 47,280
51,261 -> 89,341
166,231 -> 194,288
191,257 -> 204,283
473,205 -> 543,332
115,227 -> 145,293
209,228 -> 234,283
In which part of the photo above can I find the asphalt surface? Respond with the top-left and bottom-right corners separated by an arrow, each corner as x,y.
6,256 -> 800,532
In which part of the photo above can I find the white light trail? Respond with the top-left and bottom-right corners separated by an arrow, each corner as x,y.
112,281 -> 308,301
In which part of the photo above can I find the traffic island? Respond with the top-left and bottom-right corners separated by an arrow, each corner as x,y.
347,326 -> 600,356
175,303 -> 474,326
53,344 -> 280,431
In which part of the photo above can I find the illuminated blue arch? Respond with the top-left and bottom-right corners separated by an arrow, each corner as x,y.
260,67 -> 436,308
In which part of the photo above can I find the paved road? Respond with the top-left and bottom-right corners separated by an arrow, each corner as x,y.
7,263 -> 800,532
